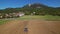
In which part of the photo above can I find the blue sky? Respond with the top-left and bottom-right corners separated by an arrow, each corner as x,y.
0,0 -> 60,9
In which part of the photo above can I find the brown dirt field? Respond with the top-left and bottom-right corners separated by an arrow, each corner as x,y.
0,20 -> 60,34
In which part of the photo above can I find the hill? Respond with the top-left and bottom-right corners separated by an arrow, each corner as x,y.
23,3 -> 49,8
0,3 -> 60,16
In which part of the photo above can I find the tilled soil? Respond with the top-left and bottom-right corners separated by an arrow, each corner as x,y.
0,20 -> 60,34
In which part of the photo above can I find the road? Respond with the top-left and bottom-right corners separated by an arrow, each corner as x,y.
0,20 -> 60,34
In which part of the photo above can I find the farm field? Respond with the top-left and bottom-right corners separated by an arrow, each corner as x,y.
0,15 -> 60,34
19,15 -> 60,21
0,0 -> 60,34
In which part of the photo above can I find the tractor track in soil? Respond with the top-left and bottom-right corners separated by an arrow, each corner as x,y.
0,20 -> 60,34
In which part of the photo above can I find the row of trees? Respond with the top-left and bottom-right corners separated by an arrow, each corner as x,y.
0,8 -> 60,16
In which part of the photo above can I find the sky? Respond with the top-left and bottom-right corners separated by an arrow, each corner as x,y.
0,0 -> 60,9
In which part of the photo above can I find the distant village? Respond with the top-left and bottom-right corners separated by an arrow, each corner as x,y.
0,12 -> 25,19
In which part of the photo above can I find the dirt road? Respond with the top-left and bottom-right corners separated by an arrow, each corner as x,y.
0,20 -> 60,34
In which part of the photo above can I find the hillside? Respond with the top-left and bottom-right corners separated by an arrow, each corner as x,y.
23,3 -> 49,8
0,3 -> 60,16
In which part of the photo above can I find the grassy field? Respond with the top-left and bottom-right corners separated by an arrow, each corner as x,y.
0,18 -> 16,25
0,15 -> 60,25
0,20 -> 9,25
19,15 -> 60,21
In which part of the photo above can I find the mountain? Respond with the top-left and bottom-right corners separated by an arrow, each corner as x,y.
0,3 -> 60,16
23,3 -> 49,8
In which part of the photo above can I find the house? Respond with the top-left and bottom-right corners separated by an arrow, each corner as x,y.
11,12 -> 25,18
18,12 -> 25,17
